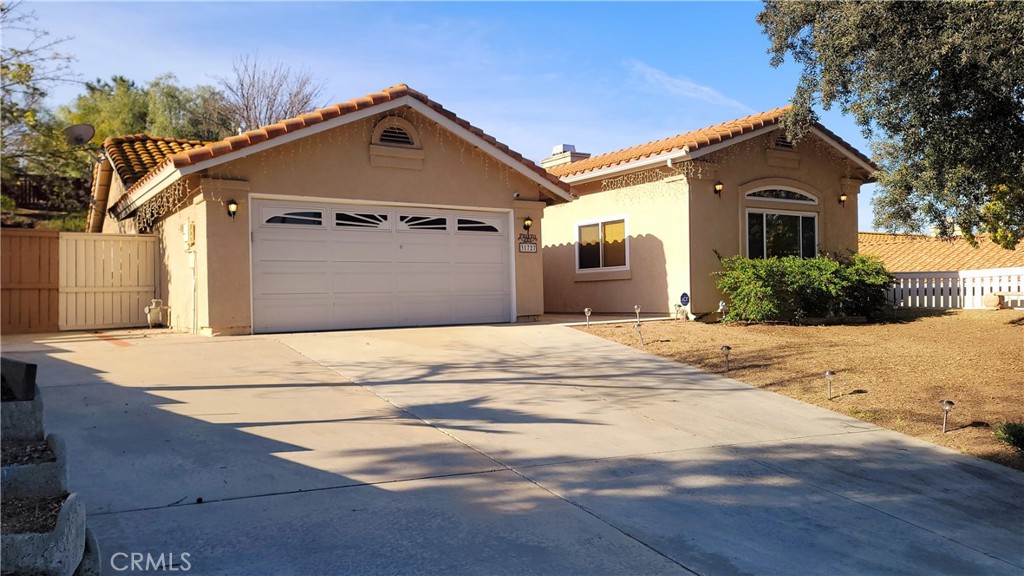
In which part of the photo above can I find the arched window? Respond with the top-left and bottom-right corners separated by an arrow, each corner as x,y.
744,187 -> 818,259
745,188 -> 817,204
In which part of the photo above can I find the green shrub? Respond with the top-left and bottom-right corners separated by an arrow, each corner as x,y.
37,212 -> 88,232
1,194 -> 15,213
716,254 -> 893,322
994,422 -> 1024,452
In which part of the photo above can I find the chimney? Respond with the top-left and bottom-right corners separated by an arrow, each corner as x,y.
540,144 -> 590,169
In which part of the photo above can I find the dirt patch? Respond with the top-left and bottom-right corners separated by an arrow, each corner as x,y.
1,440 -> 56,466
579,309 -> 1024,471
0,494 -> 65,535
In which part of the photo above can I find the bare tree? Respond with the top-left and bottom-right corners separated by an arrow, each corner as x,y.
215,54 -> 326,132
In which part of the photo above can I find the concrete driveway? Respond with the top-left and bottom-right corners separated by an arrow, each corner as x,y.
3,324 -> 1021,575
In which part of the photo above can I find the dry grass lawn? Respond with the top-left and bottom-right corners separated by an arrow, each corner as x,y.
579,309 -> 1024,471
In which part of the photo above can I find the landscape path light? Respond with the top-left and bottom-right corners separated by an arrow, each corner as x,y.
824,370 -> 836,400
721,345 -> 732,373
634,321 -> 645,346
940,400 -> 955,433
674,303 -> 683,320
584,307 -> 592,328
634,304 -> 641,323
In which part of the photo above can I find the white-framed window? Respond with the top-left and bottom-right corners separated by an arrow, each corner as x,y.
746,209 -> 817,259
745,187 -> 818,204
456,217 -> 501,234
334,211 -> 390,230
398,214 -> 448,232
261,207 -> 325,228
576,217 -> 628,271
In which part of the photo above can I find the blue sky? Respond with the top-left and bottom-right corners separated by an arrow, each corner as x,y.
21,1 -> 879,229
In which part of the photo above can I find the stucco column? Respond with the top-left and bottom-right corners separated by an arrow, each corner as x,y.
514,199 -> 546,320
836,178 -> 863,254
197,178 -> 252,335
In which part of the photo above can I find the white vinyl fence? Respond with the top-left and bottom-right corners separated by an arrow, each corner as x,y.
888,267 -> 1024,310
59,233 -> 157,330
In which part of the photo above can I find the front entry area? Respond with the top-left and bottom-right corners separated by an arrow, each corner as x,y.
250,198 -> 511,333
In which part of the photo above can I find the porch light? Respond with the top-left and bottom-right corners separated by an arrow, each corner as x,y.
523,216 -> 533,232
838,193 -> 848,206
227,199 -> 239,220
713,181 -> 724,196
824,370 -> 836,400
940,400 -> 955,433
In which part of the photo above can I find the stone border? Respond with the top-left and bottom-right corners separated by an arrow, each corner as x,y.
1,492 -> 86,576
2,433 -> 69,498
1,382 -> 45,441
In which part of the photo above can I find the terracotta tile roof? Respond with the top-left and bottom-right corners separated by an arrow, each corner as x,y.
108,84 -> 570,217
546,106 -> 792,178
546,106 -> 878,179
858,232 -> 1024,272
103,134 -> 210,187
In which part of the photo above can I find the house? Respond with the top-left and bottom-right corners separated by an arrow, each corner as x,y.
859,232 -> 1024,309
540,107 -> 877,316
85,84 -> 573,335
858,232 -> 1024,272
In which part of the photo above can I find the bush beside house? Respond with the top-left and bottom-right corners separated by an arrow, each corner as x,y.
716,254 -> 892,322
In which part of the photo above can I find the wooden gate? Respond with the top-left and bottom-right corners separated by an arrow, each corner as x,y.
1,229 -> 60,334
58,233 -> 157,330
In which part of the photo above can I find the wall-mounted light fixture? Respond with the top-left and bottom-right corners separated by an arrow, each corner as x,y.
838,193 -> 848,207
523,216 -> 533,232
227,199 -> 238,221
713,181 -> 724,196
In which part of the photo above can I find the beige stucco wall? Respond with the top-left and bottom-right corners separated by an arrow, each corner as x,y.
543,131 -> 867,315
542,171 -> 689,314
100,177 -> 138,235
112,106 -> 557,334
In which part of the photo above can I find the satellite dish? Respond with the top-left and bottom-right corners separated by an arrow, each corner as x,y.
63,124 -> 95,146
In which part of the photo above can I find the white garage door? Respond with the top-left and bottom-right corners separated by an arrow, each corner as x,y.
250,199 -> 511,333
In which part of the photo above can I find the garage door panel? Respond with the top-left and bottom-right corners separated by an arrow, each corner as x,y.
254,298 -> 335,333
331,268 -> 394,294
333,297 -> 397,329
256,238 -> 329,262
255,270 -> 330,296
252,200 -> 511,333
396,241 -> 452,263
455,295 -> 510,322
330,239 -> 393,263
395,296 -> 455,325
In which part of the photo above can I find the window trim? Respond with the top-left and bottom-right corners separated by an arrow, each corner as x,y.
744,208 -> 818,259
332,210 -> 392,232
744,186 -> 819,205
398,213 -> 449,233
259,206 -> 326,229
575,215 -> 630,273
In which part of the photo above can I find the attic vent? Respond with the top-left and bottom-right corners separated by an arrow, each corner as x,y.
379,126 -> 414,146
774,134 -> 796,149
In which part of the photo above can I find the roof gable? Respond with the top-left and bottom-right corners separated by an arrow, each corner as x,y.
546,106 -> 877,181
858,232 -> 1024,272
103,134 -> 210,187
106,84 -> 572,219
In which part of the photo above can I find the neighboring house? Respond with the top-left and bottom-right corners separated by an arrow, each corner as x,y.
540,107 -> 877,316
858,232 -> 1024,272
859,232 -> 1024,310
86,84 -> 572,335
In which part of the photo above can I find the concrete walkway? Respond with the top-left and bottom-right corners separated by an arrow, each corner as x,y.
2,324 -> 1021,575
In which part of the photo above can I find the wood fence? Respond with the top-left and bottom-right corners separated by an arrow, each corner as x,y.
1,229 -> 60,334
58,233 -> 156,330
2,230 -> 157,334
889,267 -> 1024,310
